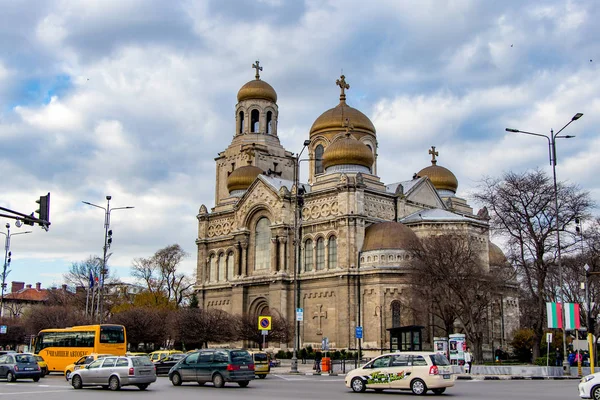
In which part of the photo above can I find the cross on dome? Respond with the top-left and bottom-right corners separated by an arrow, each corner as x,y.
252,60 -> 263,80
336,74 -> 350,102
429,146 -> 439,165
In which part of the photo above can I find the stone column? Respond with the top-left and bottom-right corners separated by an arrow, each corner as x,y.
278,237 -> 287,272
241,242 -> 248,276
325,237 -> 330,271
270,237 -> 278,273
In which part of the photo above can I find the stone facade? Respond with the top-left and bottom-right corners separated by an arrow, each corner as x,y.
194,68 -> 519,353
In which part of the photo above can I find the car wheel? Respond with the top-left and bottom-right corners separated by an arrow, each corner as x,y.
65,370 -> 71,381
33,376 -> 40,382
72,375 -> 83,389
258,374 -> 266,379
171,372 -> 182,386
411,379 -> 427,395
6,371 -> 15,382
108,376 -> 121,391
351,377 -> 366,393
40,370 -> 45,378
212,373 -> 225,388
137,384 -> 149,391
238,380 -> 249,387
593,386 -> 600,400
432,388 -> 446,395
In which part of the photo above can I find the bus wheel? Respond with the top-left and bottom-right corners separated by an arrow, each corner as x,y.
108,376 -> 121,391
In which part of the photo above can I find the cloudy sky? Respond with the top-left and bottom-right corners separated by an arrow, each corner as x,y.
1,0 -> 598,290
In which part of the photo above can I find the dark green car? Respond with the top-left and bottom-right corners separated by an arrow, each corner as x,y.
168,349 -> 255,388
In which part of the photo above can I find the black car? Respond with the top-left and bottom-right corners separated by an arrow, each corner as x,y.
168,349 -> 255,388
0,353 -> 41,382
155,353 -> 186,375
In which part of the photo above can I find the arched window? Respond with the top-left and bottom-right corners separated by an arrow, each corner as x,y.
227,252 -> 234,280
255,217 -> 271,270
328,237 -> 337,269
316,238 -> 325,270
304,239 -> 313,272
266,111 -> 273,134
366,144 -> 373,173
218,253 -> 225,281
251,109 -> 260,133
391,301 -> 401,328
238,111 -> 244,134
209,255 -> 217,283
315,145 -> 324,174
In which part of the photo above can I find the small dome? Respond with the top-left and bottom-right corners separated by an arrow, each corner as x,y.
417,165 -> 458,193
322,134 -> 374,170
237,79 -> 277,103
227,165 -> 264,193
489,242 -> 508,266
310,101 -> 375,137
362,221 -> 419,252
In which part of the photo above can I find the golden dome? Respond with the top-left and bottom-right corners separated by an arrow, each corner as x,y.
237,79 -> 277,103
310,101 -> 375,137
362,221 -> 419,252
322,134 -> 374,170
417,164 -> 458,192
489,242 -> 508,266
227,165 -> 264,193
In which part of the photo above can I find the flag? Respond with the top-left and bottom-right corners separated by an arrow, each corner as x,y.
89,271 -> 94,289
547,302 -> 563,329
564,303 -> 581,330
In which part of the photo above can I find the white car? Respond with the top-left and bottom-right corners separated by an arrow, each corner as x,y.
345,351 -> 455,395
579,372 -> 600,399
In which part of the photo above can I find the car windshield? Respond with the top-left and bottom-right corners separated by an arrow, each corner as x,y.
254,353 -> 268,361
231,351 -> 252,363
15,354 -> 35,363
132,357 -> 154,367
430,354 -> 450,366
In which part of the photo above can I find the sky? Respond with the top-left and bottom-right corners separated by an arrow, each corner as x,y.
1,0 -> 599,291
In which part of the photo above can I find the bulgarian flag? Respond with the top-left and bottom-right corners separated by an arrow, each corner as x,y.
547,302 -> 563,329
564,303 -> 581,330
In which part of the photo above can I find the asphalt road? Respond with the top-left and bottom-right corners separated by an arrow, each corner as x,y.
0,373 -> 582,399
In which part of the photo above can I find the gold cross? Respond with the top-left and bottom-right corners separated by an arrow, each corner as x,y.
313,304 -> 327,335
343,118 -> 354,135
429,146 -> 439,165
336,74 -> 350,101
252,60 -> 263,80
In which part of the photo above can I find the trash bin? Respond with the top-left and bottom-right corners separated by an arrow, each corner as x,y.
321,357 -> 331,372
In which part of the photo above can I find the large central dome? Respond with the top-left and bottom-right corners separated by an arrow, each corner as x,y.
322,133 -> 374,170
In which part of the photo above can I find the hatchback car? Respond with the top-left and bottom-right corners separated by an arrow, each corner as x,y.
578,371 -> 600,398
149,350 -> 182,363
155,353 -> 186,375
70,355 -> 156,391
169,349 -> 255,388
64,353 -> 114,380
21,353 -> 48,377
0,353 -> 42,382
345,351 -> 454,395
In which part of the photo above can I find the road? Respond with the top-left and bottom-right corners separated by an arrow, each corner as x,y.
0,373 -> 582,399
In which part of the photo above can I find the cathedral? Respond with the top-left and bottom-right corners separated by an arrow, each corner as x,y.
194,62 -> 519,354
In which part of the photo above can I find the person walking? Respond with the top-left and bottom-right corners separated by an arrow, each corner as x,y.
314,351 -> 322,374
464,347 -> 473,373
555,347 -> 563,367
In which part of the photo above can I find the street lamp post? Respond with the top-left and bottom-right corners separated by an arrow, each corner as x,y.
82,196 -> 134,323
291,139 -> 311,374
0,223 -> 32,318
506,112 -> 583,373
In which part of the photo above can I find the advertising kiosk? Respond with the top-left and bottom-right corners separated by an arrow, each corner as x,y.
433,337 -> 449,359
448,333 -> 466,365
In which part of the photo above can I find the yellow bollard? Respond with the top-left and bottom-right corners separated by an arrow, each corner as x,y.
578,350 -> 583,377
589,333 -> 595,374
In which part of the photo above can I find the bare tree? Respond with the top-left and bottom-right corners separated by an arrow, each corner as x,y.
473,169 -> 594,359
131,244 -> 194,307
409,234 -> 506,362
170,308 -> 236,350
109,307 -> 171,351
63,255 -> 119,288
235,311 -> 292,350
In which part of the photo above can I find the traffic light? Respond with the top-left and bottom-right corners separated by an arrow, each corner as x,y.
107,230 -> 113,248
35,193 -> 50,226
23,213 -> 35,226
7,251 -> 11,265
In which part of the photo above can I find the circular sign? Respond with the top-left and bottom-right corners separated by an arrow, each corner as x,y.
258,316 -> 272,330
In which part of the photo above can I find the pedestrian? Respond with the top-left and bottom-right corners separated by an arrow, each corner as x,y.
583,351 -> 590,367
555,347 -> 563,367
464,347 -> 473,373
568,350 -> 576,366
314,350 -> 322,374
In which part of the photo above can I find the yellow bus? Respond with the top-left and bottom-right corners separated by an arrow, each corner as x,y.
33,324 -> 127,373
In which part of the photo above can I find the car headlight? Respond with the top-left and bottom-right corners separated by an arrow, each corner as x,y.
582,375 -> 596,383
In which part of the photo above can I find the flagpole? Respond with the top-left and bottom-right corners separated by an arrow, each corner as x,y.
85,287 -> 89,316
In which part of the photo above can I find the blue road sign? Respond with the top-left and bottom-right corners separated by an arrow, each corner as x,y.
355,326 -> 363,339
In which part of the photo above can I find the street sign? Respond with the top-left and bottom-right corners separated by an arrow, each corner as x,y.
355,326 -> 363,339
261,330 -> 269,336
258,316 -> 272,330
546,332 -> 552,343
322,337 -> 329,350
0,325 -> 6,334
296,308 -> 303,321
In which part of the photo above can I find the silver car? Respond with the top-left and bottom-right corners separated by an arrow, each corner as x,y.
70,355 -> 156,391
